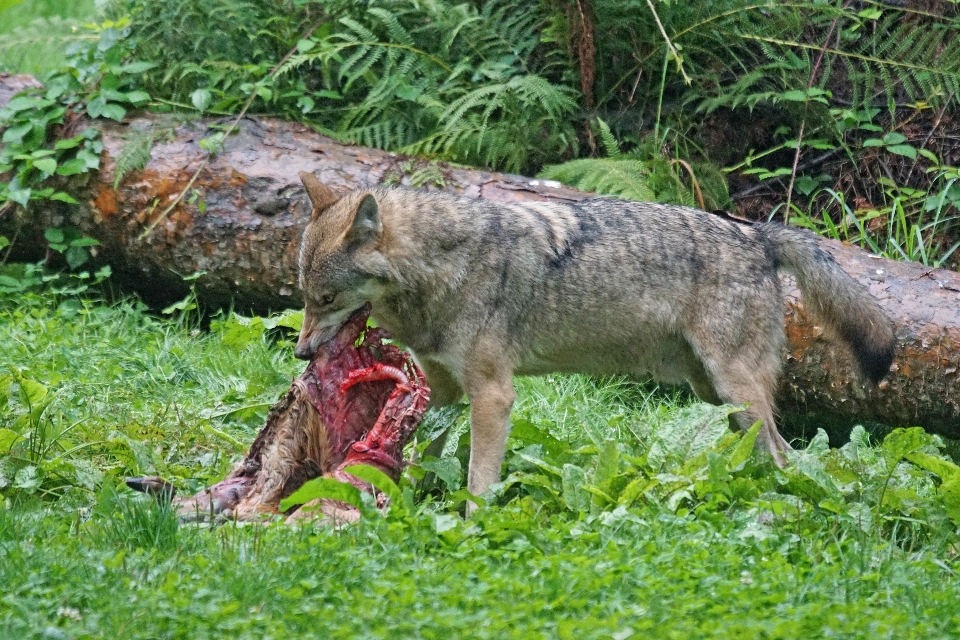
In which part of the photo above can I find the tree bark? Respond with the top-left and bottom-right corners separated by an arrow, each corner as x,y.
2,74 -> 959,441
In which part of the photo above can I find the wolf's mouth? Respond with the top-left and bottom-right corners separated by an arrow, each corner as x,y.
315,302 -> 373,351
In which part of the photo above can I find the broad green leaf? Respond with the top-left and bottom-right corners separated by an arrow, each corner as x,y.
510,418 -> 568,457
99,89 -> 127,103
446,488 -> 486,510
126,91 -> 151,105
76,149 -> 101,170
942,477 -> 960,526
214,314 -> 266,349
561,464 -> 590,513
0,428 -> 20,453
591,439 -> 619,493
515,450 -> 562,477
882,132 -> 908,145
6,188 -> 31,207
805,428 -> 831,456
49,192 -> 79,204
343,464 -> 406,515
33,158 -> 57,175
647,404 -> 736,471
0,1 -> 28,15
100,103 -> 126,122
0,236 -> 8,252
419,456 -> 462,491
86,96 -> 106,119
905,451 -> 960,481
278,477 -> 363,512
584,484 -> 616,506
508,471 -> 561,505
727,420 -> 761,471
273,309 -> 304,331
44,228 -> 65,244
818,498 -> 847,515
882,427 -> 931,470
54,137 -> 82,150
191,89 -> 212,112
57,159 -> 88,176
12,369 -> 47,409
65,246 -> 90,270
707,450 -> 730,484
4,96 -> 50,112
13,465 -> 41,492
618,475 -> 654,506
2,122 -> 32,144
433,513 -> 459,534
885,144 -> 917,160
69,237 -> 101,247
298,96 -> 315,114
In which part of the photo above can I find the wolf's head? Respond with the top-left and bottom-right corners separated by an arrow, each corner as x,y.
294,172 -> 392,360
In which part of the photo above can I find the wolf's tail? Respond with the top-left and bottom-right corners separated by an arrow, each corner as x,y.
757,224 -> 896,383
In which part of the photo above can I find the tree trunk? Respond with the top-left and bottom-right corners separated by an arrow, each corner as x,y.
2,74 -> 959,441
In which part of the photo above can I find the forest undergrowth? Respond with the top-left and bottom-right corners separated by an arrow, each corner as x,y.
2,1 -> 960,636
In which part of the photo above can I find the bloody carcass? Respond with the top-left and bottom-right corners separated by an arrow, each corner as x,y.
127,303 -> 430,524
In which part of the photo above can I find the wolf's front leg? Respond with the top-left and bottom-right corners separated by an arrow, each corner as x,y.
463,360 -> 516,506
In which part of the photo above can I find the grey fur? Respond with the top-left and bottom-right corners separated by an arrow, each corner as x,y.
295,183 -> 896,498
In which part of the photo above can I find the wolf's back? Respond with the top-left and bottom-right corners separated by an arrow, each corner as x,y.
756,224 -> 895,382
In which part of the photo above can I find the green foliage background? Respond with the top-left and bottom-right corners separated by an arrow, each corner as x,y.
2,1 -> 960,635
5,0 -> 957,263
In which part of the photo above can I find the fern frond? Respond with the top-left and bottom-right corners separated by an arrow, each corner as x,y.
593,118 -> 622,159
113,129 -> 156,188
539,159 -> 656,202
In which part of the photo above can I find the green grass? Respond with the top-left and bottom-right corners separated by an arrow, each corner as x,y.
4,497 -> 960,639
0,0 -> 99,76
2,287 -> 960,638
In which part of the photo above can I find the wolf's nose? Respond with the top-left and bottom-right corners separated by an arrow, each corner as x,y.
294,343 -> 315,360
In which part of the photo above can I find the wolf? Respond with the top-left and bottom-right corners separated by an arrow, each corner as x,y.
293,171 -> 896,499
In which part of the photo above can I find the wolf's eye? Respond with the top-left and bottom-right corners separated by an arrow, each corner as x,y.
320,293 -> 336,306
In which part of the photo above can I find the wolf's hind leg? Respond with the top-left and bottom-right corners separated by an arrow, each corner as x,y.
685,363 -> 724,406
699,357 -> 791,468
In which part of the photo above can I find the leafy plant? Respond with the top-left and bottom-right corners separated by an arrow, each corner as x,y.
540,118 -> 729,208
279,0 -> 579,173
791,163 -> 960,267
0,368 -> 103,499
0,17 -> 152,218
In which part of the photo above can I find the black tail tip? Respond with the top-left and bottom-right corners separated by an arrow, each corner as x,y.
855,339 -> 896,384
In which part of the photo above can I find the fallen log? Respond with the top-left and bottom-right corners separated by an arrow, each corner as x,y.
128,303 -> 430,524
1,73 -> 959,441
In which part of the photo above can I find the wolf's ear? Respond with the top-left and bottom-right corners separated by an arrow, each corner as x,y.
299,171 -> 339,219
346,194 -> 382,245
